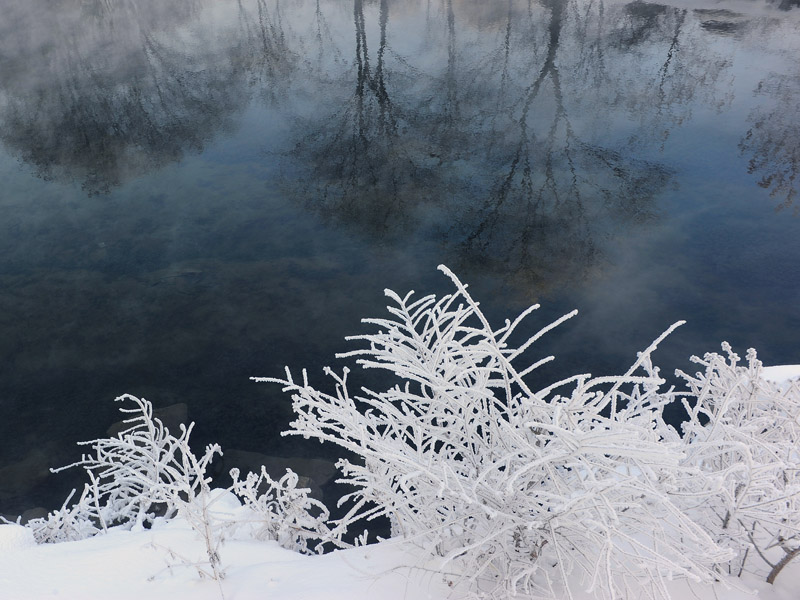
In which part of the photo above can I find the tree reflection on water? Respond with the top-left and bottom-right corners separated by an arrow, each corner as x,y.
0,0 -> 277,195
0,0 -> 796,233
0,0 -> 799,517
740,70 -> 800,213
282,0 -> 744,293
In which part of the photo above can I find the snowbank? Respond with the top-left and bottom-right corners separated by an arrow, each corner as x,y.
761,364 -> 800,384
1,512 -> 799,600
0,516 -> 455,600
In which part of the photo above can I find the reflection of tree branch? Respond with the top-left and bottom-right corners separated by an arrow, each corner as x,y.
468,0 -> 581,246
739,73 -> 800,213
234,0 -> 296,103
256,0 -> 288,79
655,8 -> 686,149
284,0 -> 690,296
454,0 -> 670,295
0,0 -> 254,194
289,0 -> 412,234
576,2 -> 728,152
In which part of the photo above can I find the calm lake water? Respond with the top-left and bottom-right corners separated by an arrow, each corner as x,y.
1,0 -> 799,515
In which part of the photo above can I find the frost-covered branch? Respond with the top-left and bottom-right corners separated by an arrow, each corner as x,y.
230,466 -> 340,554
38,394 -> 218,534
672,344 -> 800,583
258,265 -> 730,599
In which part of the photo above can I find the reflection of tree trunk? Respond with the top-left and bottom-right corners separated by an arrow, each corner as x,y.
354,0 -> 395,139
500,0 -> 513,98
355,0 -> 368,96
521,0 -> 562,123
428,0 -> 461,152
316,0 -> 324,65
655,9 -> 685,149
376,0 -> 394,136
446,0 -> 459,128
354,0 -> 370,145
470,0 -> 575,245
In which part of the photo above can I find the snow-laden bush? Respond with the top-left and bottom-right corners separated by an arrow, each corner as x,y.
230,466 -> 344,554
19,486 -> 102,543
259,266 -> 731,599
26,395 -> 336,570
668,344 -> 800,583
25,394 -> 230,588
28,394 -> 220,538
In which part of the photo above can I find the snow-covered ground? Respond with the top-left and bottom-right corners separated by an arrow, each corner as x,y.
1,512 -> 799,600
2,364 -> 799,600
0,513 -> 459,600
761,365 -> 800,384
0,512 -> 445,600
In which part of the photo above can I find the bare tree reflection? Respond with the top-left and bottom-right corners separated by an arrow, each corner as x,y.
453,0 -> 673,293
0,0 -> 795,251
286,0 -> 432,234
0,0 -> 285,195
233,0 -> 299,103
285,0 -> 682,296
574,1 -> 734,151
740,71 -> 800,213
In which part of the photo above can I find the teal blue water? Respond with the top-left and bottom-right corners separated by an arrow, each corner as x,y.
0,0 -> 798,514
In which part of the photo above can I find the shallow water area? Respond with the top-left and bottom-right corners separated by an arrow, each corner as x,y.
0,0 -> 799,516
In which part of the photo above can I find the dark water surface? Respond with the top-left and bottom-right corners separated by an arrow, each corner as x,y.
1,0 -> 799,515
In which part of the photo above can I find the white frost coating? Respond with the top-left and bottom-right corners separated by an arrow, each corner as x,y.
262,265 -> 729,600
8,266 -> 800,599
0,524 -> 36,554
673,346 -> 800,582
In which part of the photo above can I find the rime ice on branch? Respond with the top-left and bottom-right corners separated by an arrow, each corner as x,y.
259,265 -> 732,600
669,345 -> 800,583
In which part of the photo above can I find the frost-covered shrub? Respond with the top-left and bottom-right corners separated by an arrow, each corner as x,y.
25,485 -> 105,543
669,344 -> 800,583
38,394 -> 221,535
230,466 -> 338,554
27,393 -> 340,572
259,266 -> 729,599
27,394 -> 229,586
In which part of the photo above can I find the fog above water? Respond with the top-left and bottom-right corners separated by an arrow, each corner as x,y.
0,0 -> 798,515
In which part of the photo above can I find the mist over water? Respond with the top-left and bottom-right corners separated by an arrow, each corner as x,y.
1,0 -> 799,516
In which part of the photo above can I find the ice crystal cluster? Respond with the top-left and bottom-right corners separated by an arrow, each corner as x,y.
6,266 -> 799,600
12,394 -> 336,592
671,346 -> 800,585
262,266 -> 800,598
